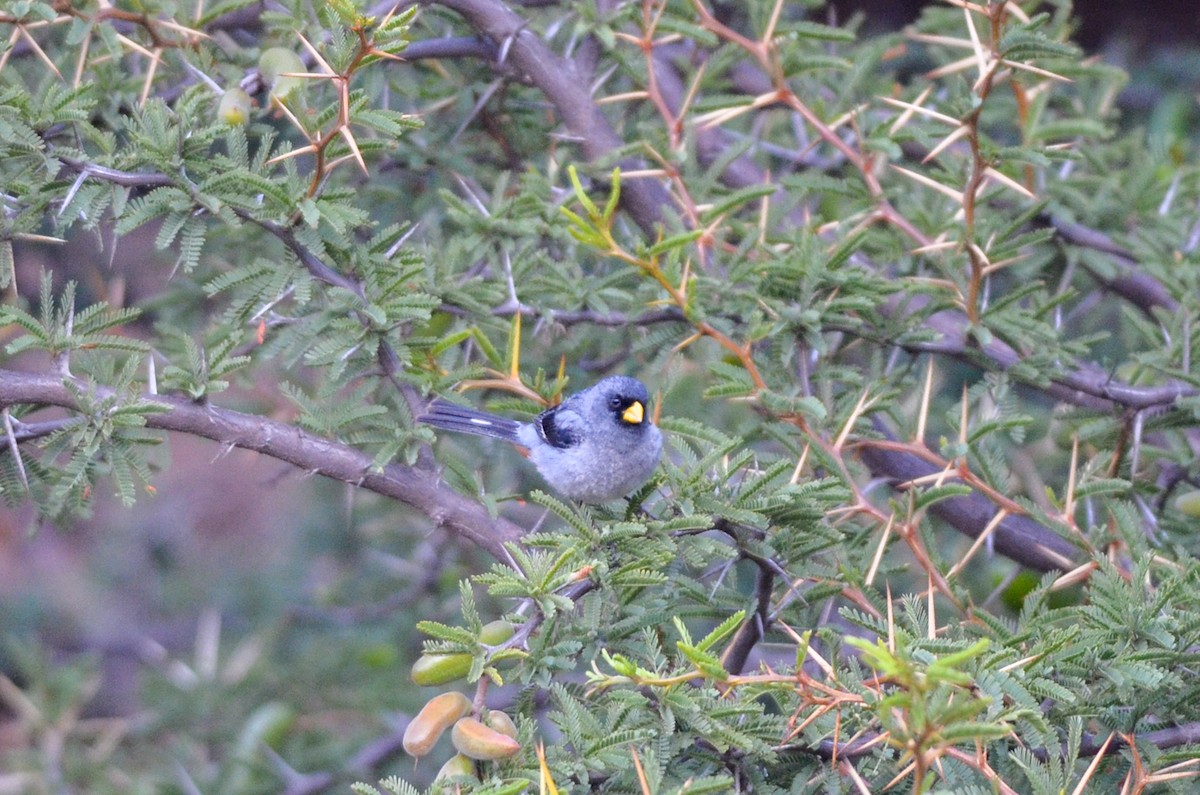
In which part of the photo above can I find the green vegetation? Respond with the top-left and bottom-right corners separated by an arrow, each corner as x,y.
1,0 -> 1199,792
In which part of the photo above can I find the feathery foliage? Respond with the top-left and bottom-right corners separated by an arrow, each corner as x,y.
1,0 -> 1199,792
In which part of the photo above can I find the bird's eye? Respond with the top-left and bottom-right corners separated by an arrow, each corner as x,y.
608,396 -> 623,410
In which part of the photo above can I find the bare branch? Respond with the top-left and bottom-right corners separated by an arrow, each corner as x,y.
56,157 -> 174,188
720,561 -> 774,675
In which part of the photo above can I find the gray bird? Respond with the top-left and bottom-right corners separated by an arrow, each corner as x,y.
418,376 -> 662,503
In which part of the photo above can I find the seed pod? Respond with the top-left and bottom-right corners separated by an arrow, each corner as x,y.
487,782 -> 532,795
411,652 -> 472,686
451,717 -> 522,760
433,753 -> 476,787
479,619 -> 515,645
402,691 -> 472,758
218,88 -> 252,126
485,710 -> 518,739
258,47 -> 305,102
1174,490 -> 1200,517
411,620 -> 518,686
486,783 -> 532,795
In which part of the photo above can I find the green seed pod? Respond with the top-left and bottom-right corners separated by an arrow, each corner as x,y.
411,619 -> 518,686
479,619 -> 516,645
402,691 -> 472,758
258,47 -> 305,102
1174,490 -> 1200,518
433,753 -> 476,788
217,88 -> 252,126
411,652 -> 473,687
485,710 -> 518,739
451,717 -> 522,760
486,782 -> 532,795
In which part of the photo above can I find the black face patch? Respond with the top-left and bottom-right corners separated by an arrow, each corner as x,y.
536,407 -> 580,449
606,393 -> 645,427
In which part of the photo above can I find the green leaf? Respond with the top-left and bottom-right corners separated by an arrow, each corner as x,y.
646,230 -> 705,258
693,610 -> 745,653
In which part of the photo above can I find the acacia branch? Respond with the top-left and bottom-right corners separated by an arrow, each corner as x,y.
401,35 -> 497,62
862,296 -> 1197,413
1046,214 -> 1179,316
857,426 -> 1081,573
720,561 -> 774,675
424,0 -> 673,235
800,720 -> 1200,761
492,303 -> 687,327
640,34 -> 1189,416
0,368 -> 525,563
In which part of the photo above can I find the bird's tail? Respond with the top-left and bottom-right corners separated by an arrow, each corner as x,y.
417,400 -> 522,443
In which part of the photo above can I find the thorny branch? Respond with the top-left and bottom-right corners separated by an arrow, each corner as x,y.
423,0 -> 674,235
4,0 -> 1200,788
0,368 -> 526,563
22,0 -> 1189,628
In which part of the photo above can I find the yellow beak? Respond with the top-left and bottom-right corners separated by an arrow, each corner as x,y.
622,401 -> 645,425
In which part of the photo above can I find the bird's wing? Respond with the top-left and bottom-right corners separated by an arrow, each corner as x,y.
534,405 -> 584,449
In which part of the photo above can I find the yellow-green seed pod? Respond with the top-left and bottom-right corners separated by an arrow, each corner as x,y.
479,619 -> 516,645
218,88 -> 252,126
1174,490 -> 1200,518
451,717 -> 522,760
258,47 -> 305,102
412,619 -> 518,686
402,691 -> 472,758
411,652 -> 473,686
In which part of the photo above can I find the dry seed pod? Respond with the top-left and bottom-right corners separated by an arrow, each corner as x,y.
451,717 -> 522,760
485,710 -> 518,739
402,691 -> 472,758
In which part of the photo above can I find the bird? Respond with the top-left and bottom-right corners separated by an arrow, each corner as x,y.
418,376 -> 663,503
